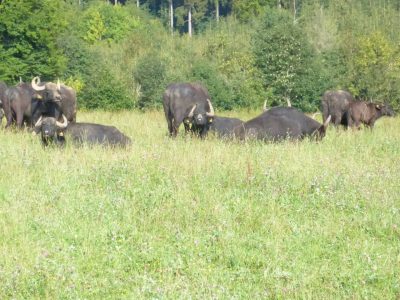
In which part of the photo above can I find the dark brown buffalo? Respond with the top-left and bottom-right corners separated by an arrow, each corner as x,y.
209,116 -> 243,138
234,107 -> 331,141
2,84 -> 41,128
163,83 -> 215,138
321,90 -> 354,127
347,101 -> 395,129
34,115 -> 131,147
31,77 -> 77,123
2,77 -> 77,129
0,82 -> 7,124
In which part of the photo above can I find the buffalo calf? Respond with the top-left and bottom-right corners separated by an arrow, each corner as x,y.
347,101 -> 394,129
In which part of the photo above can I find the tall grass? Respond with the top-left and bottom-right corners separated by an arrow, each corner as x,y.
0,111 -> 399,298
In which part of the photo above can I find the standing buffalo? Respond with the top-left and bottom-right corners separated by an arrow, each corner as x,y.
2,77 -> 77,129
347,101 -> 395,129
31,77 -> 77,123
321,90 -> 354,127
34,115 -> 131,147
0,82 -> 7,124
234,107 -> 331,141
163,83 -> 215,138
209,116 -> 243,139
2,83 -> 41,128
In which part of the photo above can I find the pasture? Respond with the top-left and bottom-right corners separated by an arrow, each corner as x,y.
0,110 -> 399,299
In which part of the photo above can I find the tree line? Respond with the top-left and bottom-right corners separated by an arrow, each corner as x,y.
1,0 -> 400,111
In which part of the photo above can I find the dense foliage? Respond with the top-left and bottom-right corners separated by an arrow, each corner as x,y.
1,0 -> 400,111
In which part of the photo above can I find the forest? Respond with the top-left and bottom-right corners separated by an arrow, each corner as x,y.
1,0 -> 400,112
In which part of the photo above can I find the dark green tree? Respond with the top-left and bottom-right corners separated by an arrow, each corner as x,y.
0,0 -> 69,83
253,9 -> 327,111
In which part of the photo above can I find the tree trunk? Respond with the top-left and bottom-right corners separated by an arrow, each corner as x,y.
293,0 -> 296,23
169,0 -> 174,34
188,6 -> 192,37
215,0 -> 219,22
137,0 -> 139,7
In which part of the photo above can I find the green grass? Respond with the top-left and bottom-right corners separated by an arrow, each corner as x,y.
0,111 -> 399,299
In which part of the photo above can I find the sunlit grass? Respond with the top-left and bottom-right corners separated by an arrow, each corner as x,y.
0,111 -> 399,298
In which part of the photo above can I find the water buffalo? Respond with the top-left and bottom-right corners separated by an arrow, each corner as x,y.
321,90 -> 354,127
34,115 -> 131,147
209,116 -> 244,138
163,83 -> 215,138
234,107 -> 331,141
2,84 -> 39,128
0,82 -> 7,125
2,77 -> 77,129
347,101 -> 395,129
31,77 -> 77,123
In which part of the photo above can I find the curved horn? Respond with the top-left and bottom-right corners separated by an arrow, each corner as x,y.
263,100 -> 268,111
188,104 -> 196,118
206,99 -> 215,117
286,98 -> 292,107
56,114 -> 68,129
31,76 -> 45,91
323,115 -> 332,128
34,116 -> 43,128
57,78 -> 61,90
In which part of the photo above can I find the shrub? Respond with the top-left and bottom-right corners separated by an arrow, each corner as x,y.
133,52 -> 166,110
253,9 -> 325,112
79,67 -> 133,110
190,60 -> 233,110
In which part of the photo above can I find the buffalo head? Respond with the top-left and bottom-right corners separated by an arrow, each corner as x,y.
184,99 -> 215,137
31,77 -> 62,102
34,114 -> 68,146
313,115 -> 331,141
376,103 -> 395,117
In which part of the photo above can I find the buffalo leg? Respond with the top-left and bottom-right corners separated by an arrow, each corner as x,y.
15,111 -> 24,128
166,117 -> 174,136
171,120 -> 181,137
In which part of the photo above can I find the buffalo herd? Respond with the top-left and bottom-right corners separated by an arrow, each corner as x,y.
0,79 -> 396,147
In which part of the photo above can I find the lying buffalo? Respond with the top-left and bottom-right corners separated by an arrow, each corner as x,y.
34,115 -> 131,147
347,101 -> 394,129
209,116 -> 243,138
234,107 -> 331,141
321,90 -> 354,127
163,83 -> 215,138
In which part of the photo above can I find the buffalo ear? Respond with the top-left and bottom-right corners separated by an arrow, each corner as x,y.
208,117 -> 214,123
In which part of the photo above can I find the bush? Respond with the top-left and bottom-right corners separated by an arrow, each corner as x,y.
252,9 -> 325,112
133,52 -> 166,110
190,60 -> 233,110
79,67 -> 133,110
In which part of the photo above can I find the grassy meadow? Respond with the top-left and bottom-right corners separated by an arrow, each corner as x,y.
0,110 -> 399,299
